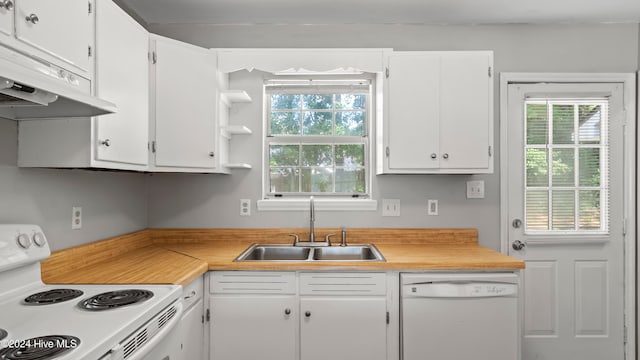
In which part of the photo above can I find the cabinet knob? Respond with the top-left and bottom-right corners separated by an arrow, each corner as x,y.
284,308 -> 291,315
208,151 -> 215,158
305,311 -> 311,318
430,153 -> 437,159
25,13 -> 39,24
442,153 -> 449,159
100,139 -> 111,147
1,0 -> 13,10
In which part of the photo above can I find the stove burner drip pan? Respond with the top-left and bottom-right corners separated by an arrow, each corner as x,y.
79,289 -> 154,311
23,289 -> 84,305
0,335 -> 80,360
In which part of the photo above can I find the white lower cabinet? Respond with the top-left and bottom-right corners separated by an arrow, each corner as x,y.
180,276 -> 205,360
208,271 -> 389,360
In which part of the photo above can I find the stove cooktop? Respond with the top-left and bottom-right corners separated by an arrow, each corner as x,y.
23,289 -> 84,306
79,289 -> 154,311
0,335 -> 80,360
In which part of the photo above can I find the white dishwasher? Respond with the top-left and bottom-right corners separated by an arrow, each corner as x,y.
401,272 -> 520,360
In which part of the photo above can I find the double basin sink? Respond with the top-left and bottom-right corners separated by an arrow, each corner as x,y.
234,243 -> 385,262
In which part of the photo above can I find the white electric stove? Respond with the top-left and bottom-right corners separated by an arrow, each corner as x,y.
0,224 -> 183,360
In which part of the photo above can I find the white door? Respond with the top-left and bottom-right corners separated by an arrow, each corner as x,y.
300,297 -> 386,360
15,0 -> 91,72
505,82 -> 629,359
94,0 -> 148,166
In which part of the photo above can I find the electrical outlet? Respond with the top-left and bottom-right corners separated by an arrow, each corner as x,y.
240,199 -> 251,216
382,199 -> 400,216
427,200 -> 438,216
466,180 -> 485,199
72,206 -> 82,229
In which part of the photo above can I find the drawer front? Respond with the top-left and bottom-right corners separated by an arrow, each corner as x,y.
299,272 -> 387,296
182,275 -> 203,310
210,271 -> 296,294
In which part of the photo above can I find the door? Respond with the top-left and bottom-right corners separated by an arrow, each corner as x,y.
505,82 -> 628,359
210,295 -> 297,360
94,0 -> 148,166
180,298 -> 204,360
15,0 -> 91,72
300,297 -> 386,360
153,37 -> 217,169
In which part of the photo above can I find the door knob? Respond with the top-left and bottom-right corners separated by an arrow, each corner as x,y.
512,240 -> 526,251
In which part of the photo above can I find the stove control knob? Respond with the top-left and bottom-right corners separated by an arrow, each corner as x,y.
33,232 -> 46,247
17,233 -> 31,249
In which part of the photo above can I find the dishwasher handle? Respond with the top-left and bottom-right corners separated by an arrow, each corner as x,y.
403,281 -> 518,298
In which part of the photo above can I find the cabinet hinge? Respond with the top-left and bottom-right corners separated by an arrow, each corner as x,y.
488,66 -> 492,77
385,67 -> 389,78
151,141 -> 156,153
206,308 -> 211,322
488,146 -> 492,157
385,146 -> 390,157
386,311 -> 389,324
624,325 -> 628,344
152,51 -> 157,64
88,1 -> 92,14
622,218 -> 627,236
88,46 -> 92,58
201,314 -> 204,324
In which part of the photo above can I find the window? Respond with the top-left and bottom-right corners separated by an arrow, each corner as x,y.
264,77 -> 371,197
524,99 -> 609,233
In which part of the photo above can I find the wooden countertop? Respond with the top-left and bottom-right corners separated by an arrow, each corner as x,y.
41,228 -> 524,286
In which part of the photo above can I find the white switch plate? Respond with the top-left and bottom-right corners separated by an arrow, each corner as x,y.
240,199 -> 251,216
72,206 -> 82,229
382,199 -> 400,216
427,200 -> 438,215
466,180 -> 485,199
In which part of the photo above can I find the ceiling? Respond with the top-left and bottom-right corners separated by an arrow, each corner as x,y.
118,0 -> 640,25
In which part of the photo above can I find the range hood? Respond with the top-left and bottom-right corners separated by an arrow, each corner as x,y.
0,47 -> 116,120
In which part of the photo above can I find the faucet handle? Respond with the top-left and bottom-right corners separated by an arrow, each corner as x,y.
325,234 -> 336,246
289,234 -> 300,246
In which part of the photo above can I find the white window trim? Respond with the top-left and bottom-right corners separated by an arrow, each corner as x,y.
257,198 -> 377,211
499,72 -> 636,360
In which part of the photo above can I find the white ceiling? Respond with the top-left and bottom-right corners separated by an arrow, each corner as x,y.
119,0 -> 640,25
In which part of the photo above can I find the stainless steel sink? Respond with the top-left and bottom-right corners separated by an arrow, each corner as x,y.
234,244 -> 385,262
312,245 -> 384,261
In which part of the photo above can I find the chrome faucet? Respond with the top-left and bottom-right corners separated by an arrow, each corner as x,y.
309,196 -> 315,243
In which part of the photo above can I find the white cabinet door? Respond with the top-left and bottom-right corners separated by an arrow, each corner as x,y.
94,0 -> 148,166
439,52 -> 492,170
0,2 -> 13,37
383,51 -> 493,174
300,297 -> 387,360
15,0 -> 91,72
386,52 -> 440,170
210,296 -> 297,360
153,36 -> 217,169
181,298 -> 204,360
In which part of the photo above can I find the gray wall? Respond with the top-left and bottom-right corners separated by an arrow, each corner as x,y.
146,23 -> 639,250
0,119 -> 148,251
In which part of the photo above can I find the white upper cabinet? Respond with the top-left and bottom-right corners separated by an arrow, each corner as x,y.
14,0 -> 93,75
380,51 -> 494,174
150,35 -> 218,171
94,0 -> 148,166
0,1 -> 13,37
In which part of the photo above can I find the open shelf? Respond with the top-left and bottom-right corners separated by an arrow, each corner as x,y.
221,90 -> 252,107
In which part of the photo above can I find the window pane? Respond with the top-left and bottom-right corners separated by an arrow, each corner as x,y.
336,111 -> 365,136
526,190 -> 549,230
526,103 -> 548,145
303,112 -> 332,135
301,168 -> 332,192
336,169 -> 365,193
270,168 -> 299,192
526,148 -> 548,187
270,145 -> 299,166
578,105 -> 601,144
551,149 -> 575,186
552,190 -> 575,230
335,94 -> 365,109
271,94 -> 300,110
271,112 -> 300,135
552,104 -> 574,144
301,145 -> 332,166
335,144 -> 364,167
579,190 -> 601,230
302,94 -> 332,109
579,148 -> 600,186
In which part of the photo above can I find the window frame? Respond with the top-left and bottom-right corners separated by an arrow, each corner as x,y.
262,75 -> 374,200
